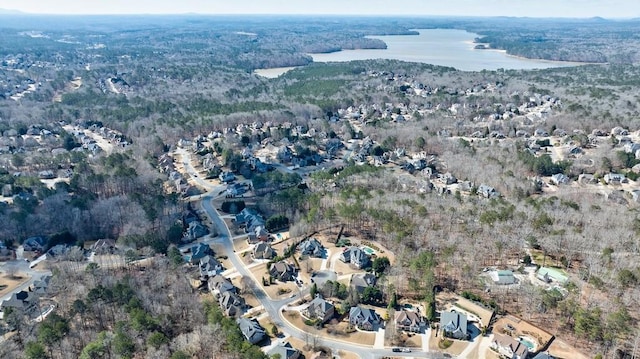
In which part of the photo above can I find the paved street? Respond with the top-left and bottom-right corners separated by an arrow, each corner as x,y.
176,147 -> 455,359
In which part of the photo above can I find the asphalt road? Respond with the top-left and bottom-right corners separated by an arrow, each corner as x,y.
180,147 -> 453,359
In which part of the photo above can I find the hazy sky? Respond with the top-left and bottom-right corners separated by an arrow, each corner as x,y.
0,0 -> 637,18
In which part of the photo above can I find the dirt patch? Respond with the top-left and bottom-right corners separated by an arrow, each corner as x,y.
257,316 -> 278,338
250,263 -> 299,300
0,274 -> 30,297
232,235 -> 250,253
283,308 -> 375,347
485,348 -> 501,359
92,254 -> 128,269
428,327 -> 469,355
229,276 -> 261,309
547,337 -> 588,359
493,315 -> 553,348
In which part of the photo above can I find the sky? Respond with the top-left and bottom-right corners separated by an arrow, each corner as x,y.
0,0 -> 637,18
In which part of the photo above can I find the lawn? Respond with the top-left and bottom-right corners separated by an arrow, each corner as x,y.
250,263 -> 299,300
283,309 -> 375,346
0,273 -> 30,297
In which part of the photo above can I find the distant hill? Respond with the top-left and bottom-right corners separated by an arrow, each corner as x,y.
0,8 -> 25,15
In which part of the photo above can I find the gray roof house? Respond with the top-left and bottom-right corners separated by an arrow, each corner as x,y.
339,247 -> 370,269
395,309 -> 427,333
91,239 -> 116,254
550,173 -> 569,185
491,333 -> 529,359
604,173 -> 627,185
23,236 -> 47,252
237,317 -> 266,344
302,294 -> 335,324
218,290 -> 245,317
199,255 -> 223,277
490,270 -> 516,285
219,171 -> 236,183
478,184 -> 500,198
298,238 -> 325,258
30,275 -> 51,295
189,243 -> 214,264
253,242 -> 276,260
350,273 -> 377,294
1,290 -> 38,313
247,226 -> 269,244
349,306 -> 382,331
235,208 -> 262,225
184,221 -> 209,242
268,342 -> 300,359
269,261 -> 296,282
208,275 -> 236,297
440,311 -> 468,340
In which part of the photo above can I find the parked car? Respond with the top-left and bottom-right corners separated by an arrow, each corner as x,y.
392,348 -> 401,352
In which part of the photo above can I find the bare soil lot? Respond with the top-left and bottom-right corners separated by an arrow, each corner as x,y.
0,273 -> 30,297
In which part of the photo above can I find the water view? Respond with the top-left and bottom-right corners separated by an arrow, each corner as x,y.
253,66 -> 300,78
309,29 -> 584,72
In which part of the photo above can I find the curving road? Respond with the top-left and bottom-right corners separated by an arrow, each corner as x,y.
179,147 -> 452,359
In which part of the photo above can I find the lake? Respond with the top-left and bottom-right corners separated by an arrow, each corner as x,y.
309,29 -> 583,72
254,66 -> 300,78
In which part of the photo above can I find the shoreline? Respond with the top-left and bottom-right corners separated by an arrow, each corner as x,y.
462,40 -> 601,67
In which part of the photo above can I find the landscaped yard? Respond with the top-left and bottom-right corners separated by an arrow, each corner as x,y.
249,262 -> 300,300
0,273 -> 30,297
282,309 -> 376,346
428,328 -> 469,356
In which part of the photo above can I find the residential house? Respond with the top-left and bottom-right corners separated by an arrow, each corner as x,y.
302,294 -> 335,324
226,182 -> 246,196
624,142 -> 640,154
395,309 -> 427,333
1,290 -> 38,313
199,255 -> 223,277
269,261 -> 296,282
491,270 -> 516,285
478,184 -> 500,198
237,318 -> 266,344
30,275 -> 51,295
247,226 -> 269,244
349,306 -> 382,331
2,184 -> 12,197
184,221 -> 209,242
91,239 -> 116,254
350,273 -> 377,294
339,247 -> 370,269
38,170 -> 55,179
236,208 -> 267,240
218,290 -> 245,317
189,243 -> 214,264
208,274 -> 236,297
298,238 -> 324,258
604,173 -> 627,185
550,173 -> 569,185
219,171 -> 236,183
491,333 -> 529,359
268,342 -> 300,359
440,311 -> 468,340
253,242 -> 276,260
23,236 -> 47,252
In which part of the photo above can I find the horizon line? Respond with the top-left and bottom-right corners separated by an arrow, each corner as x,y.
0,11 -> 636,20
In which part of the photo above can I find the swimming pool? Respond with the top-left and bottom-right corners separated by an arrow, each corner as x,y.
362,246 -> 375,255
519,336 -> 536,351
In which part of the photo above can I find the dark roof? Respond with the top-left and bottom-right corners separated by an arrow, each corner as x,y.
237,318 -> 266,344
